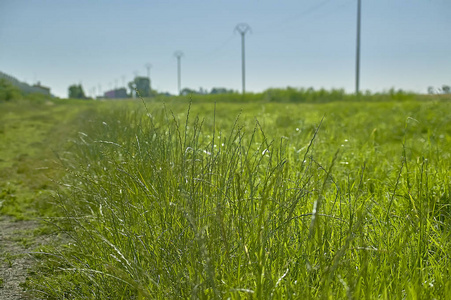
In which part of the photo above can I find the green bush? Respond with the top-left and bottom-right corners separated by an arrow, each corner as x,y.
145,87 -> 419,104
0,79 -> 22,101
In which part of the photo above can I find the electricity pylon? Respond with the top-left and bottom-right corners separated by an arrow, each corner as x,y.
174,51 -> 183,95
355,0 -> 361,95
235,23 -> 251,94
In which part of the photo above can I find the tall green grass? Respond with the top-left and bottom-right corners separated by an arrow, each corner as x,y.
30,100 -> 451,299
149,87 -> 427,104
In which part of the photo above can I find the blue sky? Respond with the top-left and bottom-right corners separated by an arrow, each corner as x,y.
0,0 -> 450,98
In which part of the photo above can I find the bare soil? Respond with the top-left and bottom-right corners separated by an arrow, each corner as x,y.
0,216 -> 49,300
0,102 -> 79,299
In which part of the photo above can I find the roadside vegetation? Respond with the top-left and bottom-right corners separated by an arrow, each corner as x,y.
0,98 -> 93,219
1,91 -> 450,298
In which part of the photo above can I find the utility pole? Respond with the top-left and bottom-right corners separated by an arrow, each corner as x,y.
235,23 -> 251,95
145,63 -> 152,90
174,51 -> 183,95
355,0 -> 361,96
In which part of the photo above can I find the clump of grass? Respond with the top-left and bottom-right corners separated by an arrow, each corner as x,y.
28,100 -> 451,298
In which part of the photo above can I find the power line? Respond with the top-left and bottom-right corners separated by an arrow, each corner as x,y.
92,1 -> 354,96
277,0 -> 333,25
190,34 -> 235,62
258,0 -> 334,34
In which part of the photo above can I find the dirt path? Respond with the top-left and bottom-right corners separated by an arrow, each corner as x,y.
0,101 -> 90,299
0,216 -> 41,299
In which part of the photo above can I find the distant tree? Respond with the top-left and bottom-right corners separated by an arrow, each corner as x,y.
442,85 -> 450,94
210,87 -> 236,94
181,88 -> 198,96
132,77 -> 151,97
198,87 -> 208,95
159,92 -> 173,97
427,86 -> 435,94
0,78 -> 22,101
128,81 -> 136,98
68,84 -> 87,99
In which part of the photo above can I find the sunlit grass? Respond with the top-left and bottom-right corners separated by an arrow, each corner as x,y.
28,99 -> 451,299
0,100 -> 95,219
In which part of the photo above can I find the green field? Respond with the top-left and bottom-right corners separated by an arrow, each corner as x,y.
1,96 -> 451,299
